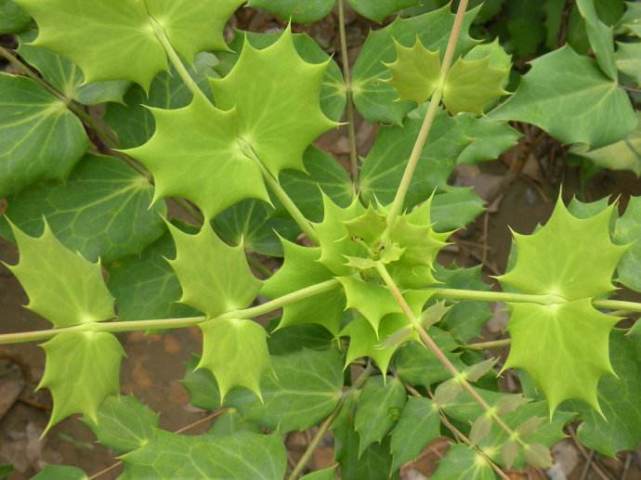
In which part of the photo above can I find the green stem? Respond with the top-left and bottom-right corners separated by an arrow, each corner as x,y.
465,338 -> 511,350
386,0 -> 470,227
0,279 -> 339,346
150,17 -> 206,102
433,287 -> 641,313
337,0 -> 359,183
375,262 -> 526,447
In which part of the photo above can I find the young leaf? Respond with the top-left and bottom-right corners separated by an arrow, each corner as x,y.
1,154 -> 166,263
354,376 -> 407,455
385,39 -> 441,104
573,330 -> 641,457
198,317 -> 270,402
576,0 -> 617,80
499,201 -> 627,413
261,240 -> 345,335
615,196 -> 641,292
15,0 -> 243,87
85,395 -> 159,453
40,331 -> 124,429
225,348 -> 344,432
32,466 -> 87,480
338,276 -> 401,333
431,444 -> 496,480
6,222 -> 114,327
390,397 -> 441,471
167,222 -> 261,317
120,430 -> 287,479
572,112 -> 641,176
443,40 -> 511,115
352,4 -> 479,124
491,46 -> 637,148
0,74 -> 88,197
128,29 -> 336,220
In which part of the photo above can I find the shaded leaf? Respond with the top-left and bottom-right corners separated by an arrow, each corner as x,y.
431,444 -> 496,480
390,397 -> 440,470
32,466 -> 87,480
615,196 -> 641,292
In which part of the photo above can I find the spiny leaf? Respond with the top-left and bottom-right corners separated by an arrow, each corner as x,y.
39,331 -> 124,429
431,444 -> 496,480
341,314 -> 416,375
491,46 -> 637,148
498,199 -> 625,299
0,74 -> 88,197
572,112 -> 641,176
120,430 -> 287,479
338,276 -> 401,333
6,221 -> 114,328
385,39 -> 441,104
430,188 -> 486,232
198,317 -> 270,402
85,395 -> 159,453
15,0 -> 243,87
1,154 -> 166,263
443,40 -> 511,115
614,196 -> 641,292
167,222 -> 261,317
576,0 -> 617,80
261,239 -> 346,335
352,3 -> 479,124
354,376 -> 407,456
128,29 -> 336,219
390,397 -> 441,471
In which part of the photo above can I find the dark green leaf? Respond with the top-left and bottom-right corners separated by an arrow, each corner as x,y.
390,397 -> 441,470
0,0 -> 30,33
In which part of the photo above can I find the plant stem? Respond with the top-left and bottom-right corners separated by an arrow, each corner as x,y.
386,0 -> 470,227
433,287 -> 641,313
0,279 -> 339,345
337,0 -> 359,183
375,263 -> 526,447
150,17 -> 206,102
465,338 -> 511,350
287,364 -> 373,480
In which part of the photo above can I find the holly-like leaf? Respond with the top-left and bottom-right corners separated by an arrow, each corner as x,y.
216,31 -> 346,122
385,39 -> 441,104
225,348 -> 344,432
390,397 -> 441,471
355,376 -> 407,455
40,331 -> 124,429
499,200 -> 627,412
576,0 -> 617,80
6,222 -> 114,327
129,29 -> 336,219
572,113 -> 641,175
198,317 -> 270,402
339,276 -> 401,333
32,466 -> 87,480
614,196 -> 641,292
443,40 -> 511,115
0,0 -> 30,33
120,431 -> 287,480
166,222 -> 261,317
15,0 -> 243,88
615,42 -> 641,85
0,74 -> 88,197
1,155 -> 166,263
431,188 -> 486,232
574,331 -> 641,457
492,46 -> 637,148
352,4 -> 479,124
247,0 -> 335,23
261,240 -> 346,335
359,107 -> 469,210
431,444 -> 496,480
86,395 -> 158,453
341,314 -> 415,375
